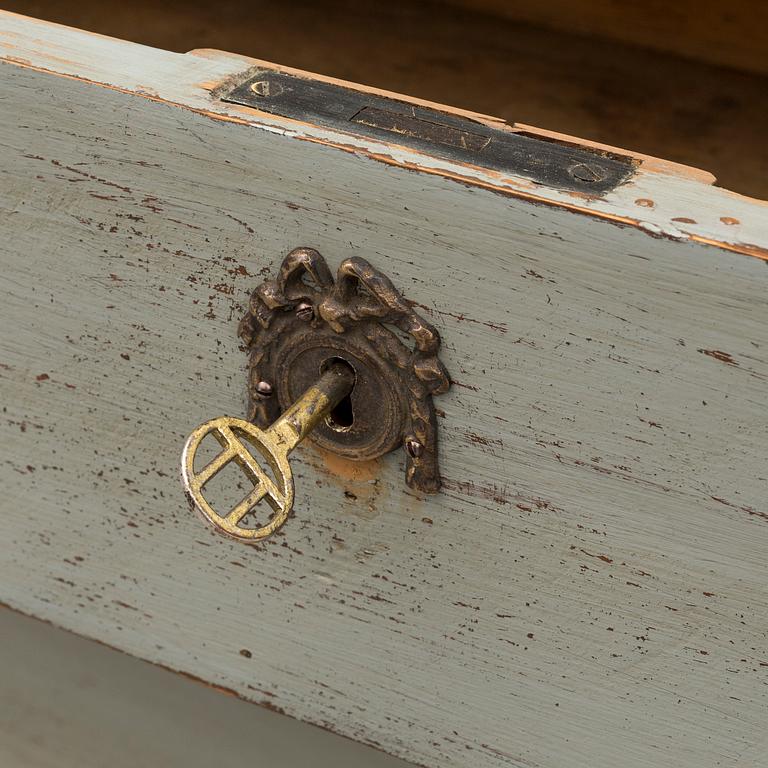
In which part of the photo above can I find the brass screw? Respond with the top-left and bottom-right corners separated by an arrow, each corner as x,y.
404,437 -> 424,458
569,162 -> 607,183
249,80 -> 270,97
295,302 -> 314,322
255,381 -> 273,399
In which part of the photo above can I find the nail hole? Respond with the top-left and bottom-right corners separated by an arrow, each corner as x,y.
321,357 -> 356,432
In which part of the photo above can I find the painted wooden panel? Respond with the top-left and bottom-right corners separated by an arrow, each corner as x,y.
0,608 -> 411,768
4,0 -> 768,199
1,12 -> 767,768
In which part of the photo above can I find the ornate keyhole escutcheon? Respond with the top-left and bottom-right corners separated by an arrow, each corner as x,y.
239,248 -> 451,494
182,248 -> 450,541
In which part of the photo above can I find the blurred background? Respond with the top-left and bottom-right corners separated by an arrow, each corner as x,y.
4,0 -> 768,199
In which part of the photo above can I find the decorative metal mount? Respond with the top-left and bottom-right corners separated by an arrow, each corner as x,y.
238,247 -> 451,493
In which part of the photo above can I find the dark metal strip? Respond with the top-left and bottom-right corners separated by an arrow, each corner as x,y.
223,70 -> 635,195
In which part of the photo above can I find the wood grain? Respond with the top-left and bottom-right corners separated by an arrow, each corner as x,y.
1,13 -> 767,768
2,0 -> 768,199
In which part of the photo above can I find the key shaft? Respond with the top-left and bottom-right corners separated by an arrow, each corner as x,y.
266,362 -> 355,455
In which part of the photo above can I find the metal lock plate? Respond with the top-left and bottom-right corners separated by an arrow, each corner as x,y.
239,248 -> 451,493
224,69 -> 636,195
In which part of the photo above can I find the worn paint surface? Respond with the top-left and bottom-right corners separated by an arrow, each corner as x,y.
1,12 -> 768,768
0,11 -> 767,254
3,0 -> 768,199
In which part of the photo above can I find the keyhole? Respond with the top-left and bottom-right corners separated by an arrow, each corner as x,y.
321,357 -> 356,432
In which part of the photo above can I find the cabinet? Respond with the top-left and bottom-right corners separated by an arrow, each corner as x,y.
1,6 -> 766,767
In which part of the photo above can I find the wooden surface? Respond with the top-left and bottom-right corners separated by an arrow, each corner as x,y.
439,0 -> 768,76
0,608 -> 412,768
2,0 -> 768,200
1,12 -> 768,768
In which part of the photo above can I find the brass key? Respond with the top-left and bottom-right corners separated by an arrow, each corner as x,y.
181,363 -> 355,541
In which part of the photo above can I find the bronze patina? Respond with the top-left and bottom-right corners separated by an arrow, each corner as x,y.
239,247 -> 450,493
